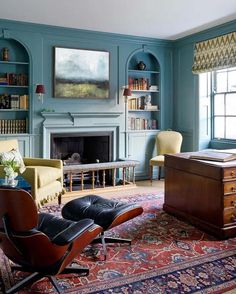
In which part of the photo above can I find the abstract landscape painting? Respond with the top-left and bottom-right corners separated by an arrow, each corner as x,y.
54,47 -> 109,98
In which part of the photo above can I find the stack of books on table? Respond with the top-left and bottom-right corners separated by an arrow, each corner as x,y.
189,150 -> 236,162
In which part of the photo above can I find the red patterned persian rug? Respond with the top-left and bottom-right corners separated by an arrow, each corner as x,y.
0,193 -> 236,293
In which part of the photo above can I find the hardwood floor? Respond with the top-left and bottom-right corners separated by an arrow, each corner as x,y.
60,179 -> 165,204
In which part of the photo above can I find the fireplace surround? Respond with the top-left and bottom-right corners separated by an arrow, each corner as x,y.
41,112 -> 123,160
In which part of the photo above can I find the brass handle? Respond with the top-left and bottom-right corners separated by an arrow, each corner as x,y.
231,214 -> 236,222
231,200 -> 236,208
231,171 -> 236,177
231,187 -> 236,192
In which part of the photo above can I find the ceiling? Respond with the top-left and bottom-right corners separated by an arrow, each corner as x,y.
1,0 -> 236,40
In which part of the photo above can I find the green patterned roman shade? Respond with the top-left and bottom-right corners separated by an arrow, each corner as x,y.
192,32 -> 236,74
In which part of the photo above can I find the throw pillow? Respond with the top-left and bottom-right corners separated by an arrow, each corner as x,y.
0,149 -> 26,173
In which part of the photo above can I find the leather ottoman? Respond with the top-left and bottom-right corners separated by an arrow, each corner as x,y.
62,194 -> 143,258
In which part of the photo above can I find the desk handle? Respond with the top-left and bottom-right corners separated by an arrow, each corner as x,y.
231,214 -> 236,222
231,171 -> 236,177
231,187 -> 236,192
231,200 -> 236,208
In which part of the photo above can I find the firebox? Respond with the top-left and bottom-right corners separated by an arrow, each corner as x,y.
50,131 -> 113,164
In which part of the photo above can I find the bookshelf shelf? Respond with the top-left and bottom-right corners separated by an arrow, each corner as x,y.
128,109 -> 159,112
0,61 -> 29,65
130,89 -> 159,93
0,85 -> 28,88
0,109 -> 28,112
128,69 -> 160,74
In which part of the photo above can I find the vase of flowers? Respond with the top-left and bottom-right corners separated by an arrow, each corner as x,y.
2,158 -> 19,186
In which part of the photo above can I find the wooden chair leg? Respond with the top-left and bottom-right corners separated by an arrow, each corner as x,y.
158,166 -> 162,180
150,165 -> 153,183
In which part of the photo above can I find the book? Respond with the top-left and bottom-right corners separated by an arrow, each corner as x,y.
144,105 -> 158,110
189,151 -> 236,162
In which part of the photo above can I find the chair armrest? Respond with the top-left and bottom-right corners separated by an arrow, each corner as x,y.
23,158 -> 63,169
21,167 -> 37,200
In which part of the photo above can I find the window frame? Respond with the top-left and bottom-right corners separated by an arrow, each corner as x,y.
211,67 -> 236,142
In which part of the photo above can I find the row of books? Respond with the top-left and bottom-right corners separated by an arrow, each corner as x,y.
0,73 -> 28,86
128,77 -> 150,90
128,97 -> 145,109
128,97 -> 158,110
128,117 -> 157,130
0,119 -> 28,134
0,94 -> 29,109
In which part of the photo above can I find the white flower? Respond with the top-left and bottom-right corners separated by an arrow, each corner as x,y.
2,158 -> 19,179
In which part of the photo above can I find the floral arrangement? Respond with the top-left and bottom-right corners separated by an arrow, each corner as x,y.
2,157 -> 19,179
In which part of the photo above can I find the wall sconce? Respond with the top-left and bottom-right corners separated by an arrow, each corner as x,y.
35,84 -> 45,104
123,88 -> 131,102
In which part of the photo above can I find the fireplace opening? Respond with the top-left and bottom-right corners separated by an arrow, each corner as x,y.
51,131 -> 113,163
51,131 -> 113,189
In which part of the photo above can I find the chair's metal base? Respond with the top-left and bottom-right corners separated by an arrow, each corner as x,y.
6,265 -> 89,294
92,232 -> 132,260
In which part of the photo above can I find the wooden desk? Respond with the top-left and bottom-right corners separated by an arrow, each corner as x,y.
164,153 -> 236,239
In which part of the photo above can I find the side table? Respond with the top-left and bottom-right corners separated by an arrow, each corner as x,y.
0,176 -> 31,192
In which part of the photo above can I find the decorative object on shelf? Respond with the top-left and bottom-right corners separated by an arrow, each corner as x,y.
40,108 -> 55,112
35,84 -> 45,104
137,61 -> 146,70
2,47 -> 9,61
144,94 -> 151,107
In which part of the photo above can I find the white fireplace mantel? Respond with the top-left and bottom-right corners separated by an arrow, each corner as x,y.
41,111 -> 123,159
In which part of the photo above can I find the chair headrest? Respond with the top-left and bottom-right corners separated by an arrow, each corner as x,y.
0,187 -> 38,231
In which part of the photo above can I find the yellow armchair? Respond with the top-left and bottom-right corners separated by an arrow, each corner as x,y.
0,139 -> 64,207
150,131 -> 183,181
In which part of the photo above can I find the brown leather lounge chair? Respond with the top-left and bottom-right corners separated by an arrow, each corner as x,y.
0,187 -> 102,294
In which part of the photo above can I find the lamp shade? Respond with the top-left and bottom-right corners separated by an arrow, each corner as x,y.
35,84 -> 45,94
123,88 -> 131,96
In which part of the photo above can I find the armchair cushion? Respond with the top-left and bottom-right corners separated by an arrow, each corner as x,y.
0,149 -> 26,173
27,165 -> 62,187
150,155 -> 165,166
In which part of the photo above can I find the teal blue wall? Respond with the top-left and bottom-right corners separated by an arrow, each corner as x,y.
0,19 -> 173,157
173,20 -> 236,151
1,18 -> 236,156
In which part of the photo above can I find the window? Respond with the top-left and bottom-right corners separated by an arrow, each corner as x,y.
200,67 -> 236,141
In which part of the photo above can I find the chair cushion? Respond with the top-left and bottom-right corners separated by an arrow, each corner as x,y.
28,166 -> 62,187
62,195 -> 143,231
0,149 -> 26,173
38,212 -> 94,245
149,155 -> 165,166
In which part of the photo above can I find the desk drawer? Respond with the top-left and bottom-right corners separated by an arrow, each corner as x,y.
224,168 -> 236,180
224,182 -> 236,194
224,195 -> 236,224
224,194 -> 236,207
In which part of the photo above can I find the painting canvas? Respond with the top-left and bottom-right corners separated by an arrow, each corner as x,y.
54,47 -> 109,98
